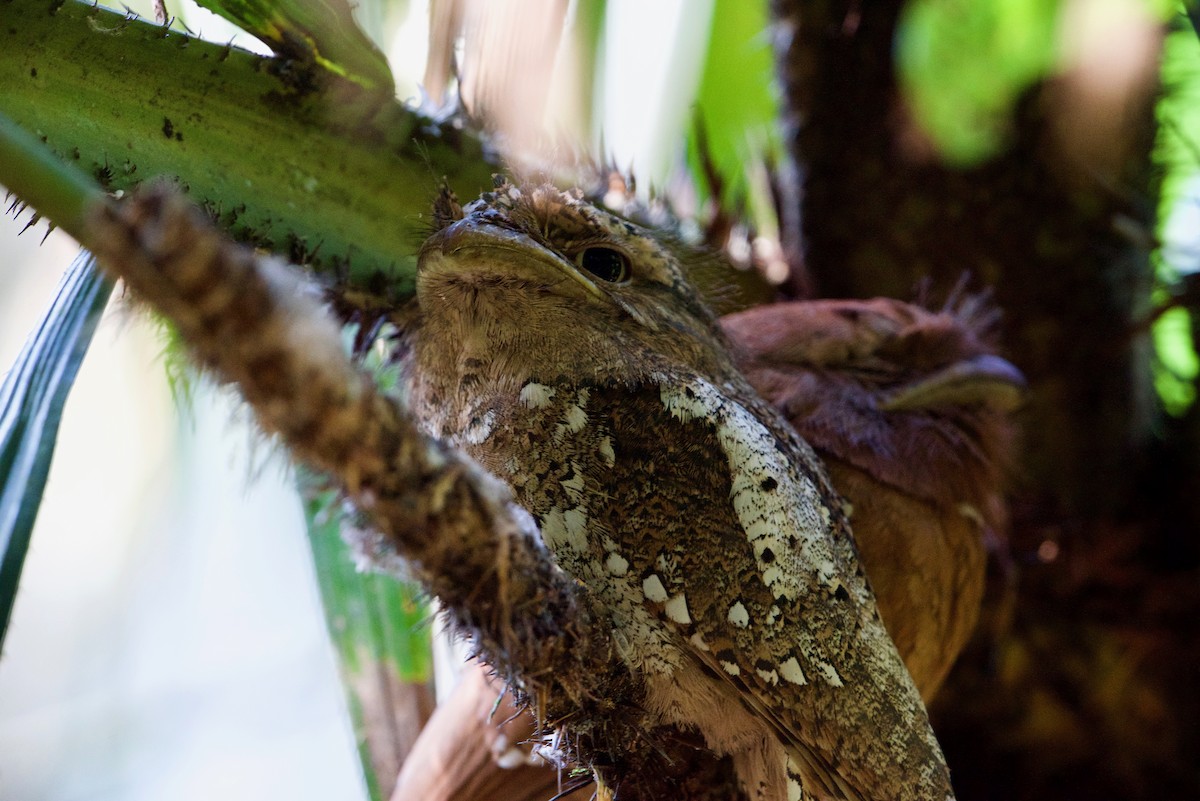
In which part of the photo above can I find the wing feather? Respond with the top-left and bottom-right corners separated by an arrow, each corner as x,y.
653,375 -> 954,801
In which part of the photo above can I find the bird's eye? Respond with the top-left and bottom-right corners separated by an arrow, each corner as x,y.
576,247 -> 631,283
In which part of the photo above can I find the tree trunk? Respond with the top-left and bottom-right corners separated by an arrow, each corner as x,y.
771,1 -> 1199,798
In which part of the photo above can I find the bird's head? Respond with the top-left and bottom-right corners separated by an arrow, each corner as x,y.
413,181 -> 735,390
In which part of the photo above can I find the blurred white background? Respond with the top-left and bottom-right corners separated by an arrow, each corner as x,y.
0,214 -> 366,800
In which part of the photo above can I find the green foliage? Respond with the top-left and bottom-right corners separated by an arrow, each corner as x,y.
1155,23 -> 1200,260
573,0 -> 607,138
0,255 -> 112,647
301,482 -> 432,800
157,321 -> 201,416
1153,306 -> 1198,415
690,0 -> 778,203
303,485 -> 431,680
897,0 -> 1182,165
1152,22 -> 1200,415
896,0 -> 1062,165
896,1 -> 1200,415
4,0 -> 1200,794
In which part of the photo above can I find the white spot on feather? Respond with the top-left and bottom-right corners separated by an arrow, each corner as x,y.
727,601 -> 750,628
561,462 -> 586,502
642,573 -> 669,603
519,382 -> 556,408
461,410 -> 496,445
817,661 -> 843,687
563,404 -> 588,432
780,657 -> 807,685
756,666 -> 780,685
690,632 -> 711,651
721,660 -> 740,676
563,507 -> 587,542
664,593 -> 691,624
786,755 -> 804,801
605,552 -> 630,576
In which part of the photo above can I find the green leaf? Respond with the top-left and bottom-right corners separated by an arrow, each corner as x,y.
690,0 -> 778,202
1155,22 -> 1200,277
1152,22 -> 1200,414
0,254 -> 113,646
192,0 -> 396,93
301,477 -> 432,800
895,0 -> 1062,165
1153,306 -> 1199,416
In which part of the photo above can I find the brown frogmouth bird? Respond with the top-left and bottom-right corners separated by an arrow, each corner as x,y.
403,181 -> 954,801
394,294 -> 1021,801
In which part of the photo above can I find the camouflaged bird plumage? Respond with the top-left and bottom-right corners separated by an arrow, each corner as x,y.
403,181 -> 955,801
724,297 -> 1021,702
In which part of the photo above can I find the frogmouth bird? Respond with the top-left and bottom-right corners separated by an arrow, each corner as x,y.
394,294 -> 1021,801
402,181 -> 955,801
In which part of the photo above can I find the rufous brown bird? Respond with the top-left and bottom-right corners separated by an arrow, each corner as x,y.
726,296 -> 1022,698
393,293 -> 1021,801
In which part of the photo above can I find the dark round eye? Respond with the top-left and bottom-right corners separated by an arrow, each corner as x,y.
576,247 -> 630,283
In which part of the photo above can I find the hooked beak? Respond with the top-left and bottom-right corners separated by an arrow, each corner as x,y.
881,354 -> 1026,412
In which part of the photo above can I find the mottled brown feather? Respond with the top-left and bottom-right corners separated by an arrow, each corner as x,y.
403,183 -> 955,801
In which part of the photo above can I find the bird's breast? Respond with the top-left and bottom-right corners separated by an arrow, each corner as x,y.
449,379 -> 692,677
